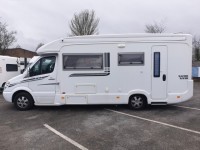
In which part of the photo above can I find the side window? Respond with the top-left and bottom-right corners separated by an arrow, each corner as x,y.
154,52 -> 160,77
63,54 -> 103,70
30,56 -> 56,77
118,53 -> 144,66
6,64 -> 18,72
41,57 -> 56,74
30,60 -> 41,76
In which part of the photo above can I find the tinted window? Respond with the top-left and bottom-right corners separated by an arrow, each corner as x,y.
118,53 -> 144,65
6,64 -> 18,72
30,56 -> 56,76
41,57 -> 56,74
154,52 -> 160,77
63,54 -> 103,70
30,60 -> 41,76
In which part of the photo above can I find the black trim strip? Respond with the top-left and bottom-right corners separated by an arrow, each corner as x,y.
8,83 -> 17,87
69,73 -> 110,77
104,53 -> 110,68
39,83 -> 59,85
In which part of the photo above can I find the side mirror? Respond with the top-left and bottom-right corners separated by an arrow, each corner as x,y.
29,67 -> 32,77
25,67 -> 31,78
21,69 -> 25,74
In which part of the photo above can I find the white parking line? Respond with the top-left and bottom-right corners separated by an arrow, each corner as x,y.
44,124 -> 88,150
173,105 -> 200,111
105,109 -> 200,135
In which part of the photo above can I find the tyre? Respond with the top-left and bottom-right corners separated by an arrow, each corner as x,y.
129,94 -> 147,110
1,82 -> 6,92
13,92 -> 34,111
2,82 -> 6,88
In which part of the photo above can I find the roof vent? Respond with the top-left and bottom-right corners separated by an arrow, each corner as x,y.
118,43 -> 125,48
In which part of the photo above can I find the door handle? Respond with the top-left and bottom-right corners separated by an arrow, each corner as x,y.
48,77 -> 55,80
163,74 -> 166,81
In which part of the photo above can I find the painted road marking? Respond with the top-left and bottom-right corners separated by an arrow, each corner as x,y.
44,124 -> 88,150
173,105 -> 200,111
105,109 -> 200,135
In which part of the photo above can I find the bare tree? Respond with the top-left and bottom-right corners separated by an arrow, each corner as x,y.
193,36 -> 200,61
0,20 -> 17,54
35,43 -> 44,50
145,21 -> 166,33
69,10 -> 100,36
15,44 -> 21,48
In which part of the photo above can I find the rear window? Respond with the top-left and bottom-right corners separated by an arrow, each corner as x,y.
6,64 -> 18,72
118,52 -> 144,66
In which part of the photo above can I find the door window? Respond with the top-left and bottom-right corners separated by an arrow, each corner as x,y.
30,56 -> 56,77
154,52 -> 160,77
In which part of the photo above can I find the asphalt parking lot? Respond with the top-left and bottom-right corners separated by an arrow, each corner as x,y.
0,82 -> 200,150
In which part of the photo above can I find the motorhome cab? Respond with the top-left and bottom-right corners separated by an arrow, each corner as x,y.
3,34 -> 193,110
0,56 -> 20,90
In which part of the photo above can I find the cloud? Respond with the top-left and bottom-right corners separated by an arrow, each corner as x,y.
1,0 -> 200,50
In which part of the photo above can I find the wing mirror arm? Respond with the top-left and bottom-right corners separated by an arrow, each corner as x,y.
25,67 -> 31,78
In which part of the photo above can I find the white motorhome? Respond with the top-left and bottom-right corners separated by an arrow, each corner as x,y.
3,34 -> 193,110
0,56 -> 20,90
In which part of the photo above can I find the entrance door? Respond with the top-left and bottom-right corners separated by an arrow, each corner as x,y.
28,56 -> 57,104
151,46 -> 167,100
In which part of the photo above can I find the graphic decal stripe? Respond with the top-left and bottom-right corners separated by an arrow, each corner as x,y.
39,83 -> 59,85
8,75 -> 49,87
69,73 -> 110,77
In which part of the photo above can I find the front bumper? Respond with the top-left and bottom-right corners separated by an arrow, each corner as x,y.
3,91 -> 13,103
0,87 -> 3,93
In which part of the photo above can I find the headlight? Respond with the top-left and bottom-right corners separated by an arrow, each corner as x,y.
4,81 -> 10,89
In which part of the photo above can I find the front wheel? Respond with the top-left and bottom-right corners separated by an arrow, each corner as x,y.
129,95 -> 147,110
2,82 -> 6,88
13,92 -> 34,111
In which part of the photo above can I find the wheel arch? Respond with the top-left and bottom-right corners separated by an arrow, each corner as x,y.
129,94 -> 147,102
128,90 -> 150,104
2,82 -> 6,88
12,90 -> 34,103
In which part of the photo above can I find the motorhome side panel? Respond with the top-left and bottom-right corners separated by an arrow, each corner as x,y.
166,43 -> 193,103
6,58 -> 20,84
0,56 -> 20,88
59,43 -> 152,104
0,58 -> 6,87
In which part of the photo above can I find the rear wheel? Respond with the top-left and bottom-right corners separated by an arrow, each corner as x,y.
129,94 -> 147,110
13,92 -> 34,111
